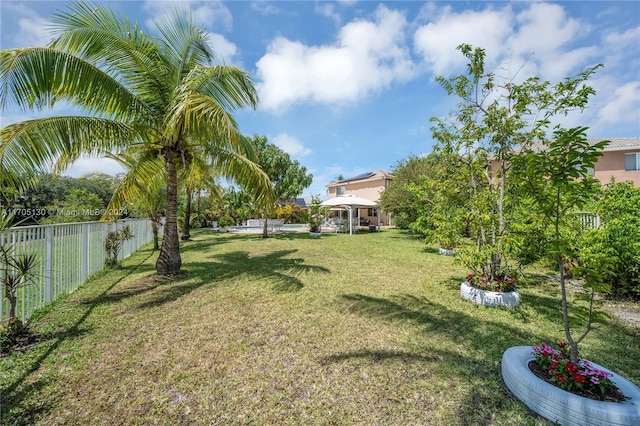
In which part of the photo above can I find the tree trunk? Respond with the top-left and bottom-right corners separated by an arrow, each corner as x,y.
156,158 -> 182,275
181,186 -> 192,241
262,211 -> 268,238
151,218 -> 159,250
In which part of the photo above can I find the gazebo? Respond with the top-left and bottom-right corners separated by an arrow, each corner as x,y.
320,194 -> 379,235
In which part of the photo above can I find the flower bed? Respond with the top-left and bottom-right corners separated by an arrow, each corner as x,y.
502,346 -> 640,426
532,342 -> 624,402
466,273 -> 516,292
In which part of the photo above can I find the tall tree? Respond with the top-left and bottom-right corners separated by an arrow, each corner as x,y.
511,127 -> 608,362
0,2 -> 272,274
380,154 -> 440,231
431,44 -> 602,281
246,135 -> 313,238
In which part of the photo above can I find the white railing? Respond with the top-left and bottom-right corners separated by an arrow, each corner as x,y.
574,212 -> 601,229
0,218 -> 155,324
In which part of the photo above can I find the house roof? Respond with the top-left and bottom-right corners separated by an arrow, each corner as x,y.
589,138 -> 640,151
326,170 -> 393,187
523,138 -> 640,153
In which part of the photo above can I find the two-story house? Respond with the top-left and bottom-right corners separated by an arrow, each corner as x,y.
589,138 -> 640,187
493,138 -> 640,187
325,170 -> 393,226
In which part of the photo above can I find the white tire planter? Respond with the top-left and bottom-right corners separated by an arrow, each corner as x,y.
502,346 -> 640,426
309,232 -> 322,238
438,247 -> 456,256
460,281 -> 520,308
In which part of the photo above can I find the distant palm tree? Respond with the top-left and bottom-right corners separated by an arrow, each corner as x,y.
0,2 -> 272,274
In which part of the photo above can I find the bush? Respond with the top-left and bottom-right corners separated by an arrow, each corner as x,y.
579,182 -> 640,299
217,215 -> 235,227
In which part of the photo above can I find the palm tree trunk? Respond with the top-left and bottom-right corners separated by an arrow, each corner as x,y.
262,211 -> 268,238
156,158 -> 182,275
151,216 -> 159,250
181,186 -> 192,241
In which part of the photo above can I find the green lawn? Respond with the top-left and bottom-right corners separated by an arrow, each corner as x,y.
1,228 -> 638,425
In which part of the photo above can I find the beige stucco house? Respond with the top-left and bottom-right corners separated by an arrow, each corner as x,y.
588,138 -> 640,187
325,170 -> 393,226
494,138 -> 640,187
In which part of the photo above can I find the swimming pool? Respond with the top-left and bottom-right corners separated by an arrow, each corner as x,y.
229,224 -> 307,232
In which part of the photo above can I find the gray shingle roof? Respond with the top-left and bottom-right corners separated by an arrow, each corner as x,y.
589,138 -> 640,150
520,138 -> 640,153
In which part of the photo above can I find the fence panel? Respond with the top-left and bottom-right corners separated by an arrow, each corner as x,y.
573,212 -> 601,229
1,218 -> 154,324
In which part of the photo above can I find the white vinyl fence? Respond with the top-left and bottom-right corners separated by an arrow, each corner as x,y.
1,218 -> 154,324
574,212 -> 601,229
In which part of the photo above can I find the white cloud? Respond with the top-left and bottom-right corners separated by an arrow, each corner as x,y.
256,5 -> 415,111
315,3 -> 341,26
413,6 -> 513,75
598,81 -> 640,124
143,0 -> 233,32
251,2 -> 282,16
507,3 -> 597,81
273,133 -> 312,157
207,33 -> 239,65
17,16 -> 52,47
1,3 -> 52,47
62,156 -> 125,179
413,2 -> 599,83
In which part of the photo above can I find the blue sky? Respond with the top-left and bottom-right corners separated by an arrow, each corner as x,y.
1,0 -> 639,198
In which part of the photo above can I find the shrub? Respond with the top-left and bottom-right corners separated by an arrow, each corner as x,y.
217,215 -> 235,227
579,182 -> 640,299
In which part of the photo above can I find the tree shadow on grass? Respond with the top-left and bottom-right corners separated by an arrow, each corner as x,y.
134,249 -> 330,309
335,293 -> 546,423
0,249 -> 157,425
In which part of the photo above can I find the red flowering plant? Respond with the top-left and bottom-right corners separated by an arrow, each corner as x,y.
532,342 -> 616,395
466,272 -> 517,292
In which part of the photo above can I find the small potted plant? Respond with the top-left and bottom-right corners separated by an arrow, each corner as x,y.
308,195 -> 325,237
216,215 -> 235,232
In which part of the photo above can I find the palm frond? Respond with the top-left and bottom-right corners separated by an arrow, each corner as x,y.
205,146 -> 275,205
48,1 -> 171,109
105,151 -> 166,219
154,9 -> 214,86
0,116 -> 143,176
183,65 -> 258,111
0,47 -> 150,119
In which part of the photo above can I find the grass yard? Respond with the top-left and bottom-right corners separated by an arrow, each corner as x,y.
1,228 -> 639,425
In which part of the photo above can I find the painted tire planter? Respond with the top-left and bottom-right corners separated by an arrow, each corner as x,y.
438,247 -> 456,256
502,346 -> 640,425
460,281 -> 520,308
309,232 -> 322,238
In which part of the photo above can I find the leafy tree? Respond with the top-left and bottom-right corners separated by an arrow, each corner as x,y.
379,155 -> 439,231
407,151 -> 471,249
511,127 -> 608,363
1,3 -> 273,274
246,135 -> 313,238
431,44 -> 602,281
42,188 -> 105,223
579,181 -> 640,299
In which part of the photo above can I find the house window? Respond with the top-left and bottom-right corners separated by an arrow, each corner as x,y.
367,208 -> 377,217
337,186 -> 345,195
625,153 -> 640,171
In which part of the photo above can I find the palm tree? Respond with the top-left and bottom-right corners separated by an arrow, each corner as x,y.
179,149 -> 224,241
106,150 -> 166,250
0,2 -> 273,274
